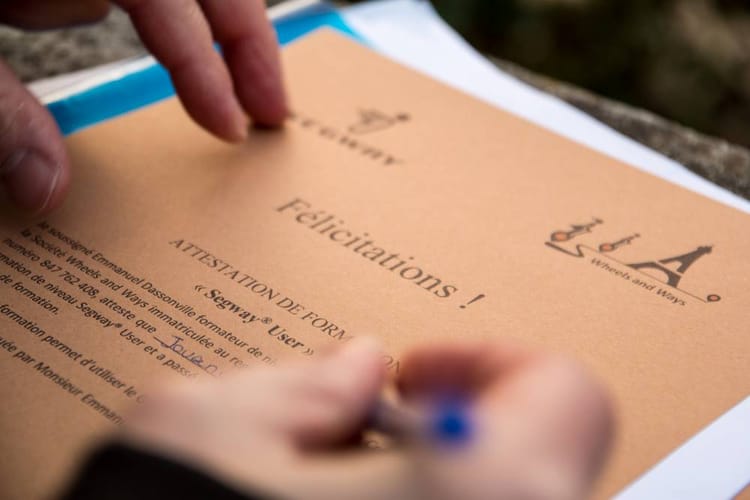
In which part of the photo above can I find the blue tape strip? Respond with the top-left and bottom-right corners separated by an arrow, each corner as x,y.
48,7 -> 361,136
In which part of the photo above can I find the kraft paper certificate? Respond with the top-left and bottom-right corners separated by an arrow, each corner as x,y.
1,30 -> 748,499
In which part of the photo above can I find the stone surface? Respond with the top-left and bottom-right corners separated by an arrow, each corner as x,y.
2,7 -> 748,201
493,58 -> 750,201
0,9 -> 143,82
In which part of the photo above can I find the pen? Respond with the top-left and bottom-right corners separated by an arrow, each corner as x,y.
369,399 -> 473,446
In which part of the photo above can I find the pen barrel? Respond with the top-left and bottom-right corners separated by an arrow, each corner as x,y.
369,401 -> 424,441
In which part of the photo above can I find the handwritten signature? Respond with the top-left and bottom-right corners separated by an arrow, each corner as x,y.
154,335 -> 220,376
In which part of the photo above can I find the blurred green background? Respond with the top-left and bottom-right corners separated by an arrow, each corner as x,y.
350,0 -> 750,147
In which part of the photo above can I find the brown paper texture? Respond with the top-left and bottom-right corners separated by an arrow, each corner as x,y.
0,30 -> 748,499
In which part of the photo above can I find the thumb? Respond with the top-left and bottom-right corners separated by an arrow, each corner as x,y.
0,60 -> 70,214
284,338 -> 387,449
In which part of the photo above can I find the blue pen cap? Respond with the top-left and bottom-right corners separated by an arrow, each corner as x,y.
429,400 -> 473,446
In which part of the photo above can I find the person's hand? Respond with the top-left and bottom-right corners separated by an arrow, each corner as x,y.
118,338 -> 614,500
397,342 -> 615,499
0,0 -> 286,214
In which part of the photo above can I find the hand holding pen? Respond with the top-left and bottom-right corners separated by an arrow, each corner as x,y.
66,338 -> 614,500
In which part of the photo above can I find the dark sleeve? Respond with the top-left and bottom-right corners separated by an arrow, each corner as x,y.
60,442 -> 274,500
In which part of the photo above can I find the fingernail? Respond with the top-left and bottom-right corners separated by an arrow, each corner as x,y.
235,113 -> 250,141
1,150 -> 59,213
230,113 -> 250,142
336,337 -> 384,364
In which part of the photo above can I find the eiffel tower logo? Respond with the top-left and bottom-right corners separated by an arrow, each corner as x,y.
628,246 -> 713,290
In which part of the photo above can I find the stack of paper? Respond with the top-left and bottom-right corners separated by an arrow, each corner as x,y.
12,1 -> 749,499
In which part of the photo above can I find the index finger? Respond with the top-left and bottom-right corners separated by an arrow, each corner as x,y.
199,0 -> 288,126
396,342 -> 534,398
116,0 -> 248,141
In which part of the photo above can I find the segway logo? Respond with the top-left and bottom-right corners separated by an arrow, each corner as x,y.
288,109 -> 406,166
348,109 -> 410,135
545,217 -> 721,305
